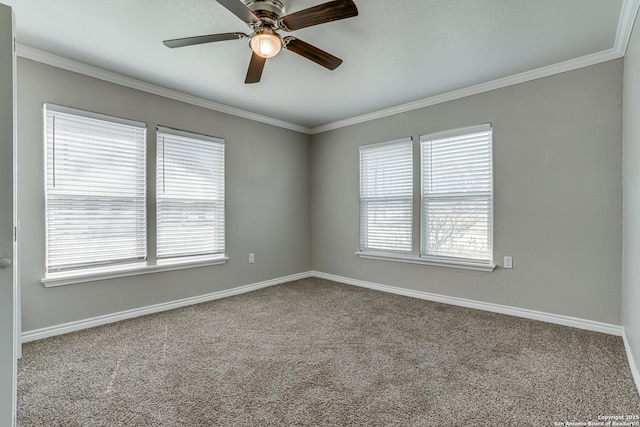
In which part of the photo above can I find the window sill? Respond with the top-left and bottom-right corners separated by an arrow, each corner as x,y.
42,256 -> 229,288
355,251 -> 496,272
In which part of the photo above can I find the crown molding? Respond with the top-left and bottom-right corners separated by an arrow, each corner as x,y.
310,48 -> 623,134
15,44 -> 311,135
16,0 -> 640,136
616,0 -> 640,54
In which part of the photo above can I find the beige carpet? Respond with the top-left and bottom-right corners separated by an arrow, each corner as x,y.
17,278 -> 640,426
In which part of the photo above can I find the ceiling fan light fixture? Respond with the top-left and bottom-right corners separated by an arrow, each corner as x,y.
250,32 -> 282,58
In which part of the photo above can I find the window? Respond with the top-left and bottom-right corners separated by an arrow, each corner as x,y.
359,138 -> 413,253
45,104 -> 147,274
421,124 -> 493,263
156,127 -> 225,261
43,106 -> 228,286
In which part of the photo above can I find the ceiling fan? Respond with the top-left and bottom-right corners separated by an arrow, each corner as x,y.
163,0 -> 358,84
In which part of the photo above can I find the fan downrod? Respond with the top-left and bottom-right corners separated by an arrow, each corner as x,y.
245,0 -> 286,26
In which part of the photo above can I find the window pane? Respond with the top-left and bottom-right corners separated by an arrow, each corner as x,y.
45,105 -> 147,273
156,128 -> 225,260
423,196 -> 491,260
360,138 -> 413,253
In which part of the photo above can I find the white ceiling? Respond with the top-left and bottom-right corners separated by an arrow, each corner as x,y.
2,0 -> 636,131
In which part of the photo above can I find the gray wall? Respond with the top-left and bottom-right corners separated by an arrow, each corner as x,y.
18,58 -> 311,332
0,4 -> 15,424
623,9 -> 640,385
310,59 -> 623,325
17,51 -> 628,333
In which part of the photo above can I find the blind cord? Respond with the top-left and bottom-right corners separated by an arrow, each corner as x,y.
162,136 -> 165,194
52,115 -> 56,188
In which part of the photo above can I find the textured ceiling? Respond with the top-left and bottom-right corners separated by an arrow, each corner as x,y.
2,0 -> 628,129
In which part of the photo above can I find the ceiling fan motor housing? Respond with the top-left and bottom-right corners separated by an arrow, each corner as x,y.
245,0 -> 286,26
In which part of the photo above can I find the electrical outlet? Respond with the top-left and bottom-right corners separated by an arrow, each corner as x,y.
504,256 -> 513,269
249,253 -> 255,264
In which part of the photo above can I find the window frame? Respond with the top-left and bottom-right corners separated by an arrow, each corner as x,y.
420,123 -> 494,265
358,137 -> 414,255
43,103 -> 148,276
41,106 -> 229,288
356,125 -> 496,272
156,126 -> 226,263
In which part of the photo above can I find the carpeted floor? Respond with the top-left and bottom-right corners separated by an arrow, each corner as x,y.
17,278 -> 640,426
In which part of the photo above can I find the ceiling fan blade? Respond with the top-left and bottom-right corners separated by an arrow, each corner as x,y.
278,0 -> 358,31
245,52 -> 267,84
216,0 -> 262,25
163,32 -> 247,48
283,37 -> 343,70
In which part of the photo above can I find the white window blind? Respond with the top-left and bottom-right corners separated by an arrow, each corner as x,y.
156,127 -> 225,260
45,104 -> 147,274
360,138 -> 413,253
421,124 -> 493,262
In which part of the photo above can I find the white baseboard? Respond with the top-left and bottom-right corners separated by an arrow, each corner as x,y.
623,330 -> 640,396
21,269 -> 624,340
21,271 -> 312,343
311,271 -> 624,336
